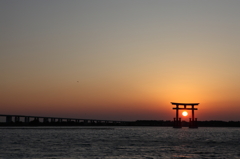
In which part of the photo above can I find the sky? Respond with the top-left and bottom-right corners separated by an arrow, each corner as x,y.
1,0 -> 240,121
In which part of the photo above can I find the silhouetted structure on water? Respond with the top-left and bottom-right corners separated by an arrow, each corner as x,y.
172,102 -> 199,128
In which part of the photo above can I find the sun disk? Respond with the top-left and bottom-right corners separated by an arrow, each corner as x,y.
182,111 -> 188,117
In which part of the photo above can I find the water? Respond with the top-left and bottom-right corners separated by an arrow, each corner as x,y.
0,127 -> 240,159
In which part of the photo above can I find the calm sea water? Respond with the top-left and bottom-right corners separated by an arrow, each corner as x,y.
0,127 -> 240,159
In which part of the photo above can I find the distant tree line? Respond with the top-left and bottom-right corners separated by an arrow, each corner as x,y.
134,120 -> 240,127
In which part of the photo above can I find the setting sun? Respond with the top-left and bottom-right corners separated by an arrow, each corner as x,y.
182,111 -> 188,117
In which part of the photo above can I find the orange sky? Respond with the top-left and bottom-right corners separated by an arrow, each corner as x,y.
1,1 -> 240,121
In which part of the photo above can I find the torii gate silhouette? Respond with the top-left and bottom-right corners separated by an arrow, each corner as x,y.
171,102 -> 199,128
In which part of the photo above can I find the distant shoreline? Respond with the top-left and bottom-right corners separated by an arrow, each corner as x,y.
1,120 -> 240,127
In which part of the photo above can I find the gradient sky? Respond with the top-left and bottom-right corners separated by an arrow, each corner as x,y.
1,1 -> 240,121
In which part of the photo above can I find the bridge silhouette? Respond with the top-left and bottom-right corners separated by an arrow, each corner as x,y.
0,114 -> 131,126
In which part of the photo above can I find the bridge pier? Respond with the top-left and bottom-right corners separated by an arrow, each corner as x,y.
43,118 -> 49,123
51,118 -> 55,122
25,117 -> 30,123
84,120 -> 88,124
6,115 -> 12,123
15,116 -> 20,122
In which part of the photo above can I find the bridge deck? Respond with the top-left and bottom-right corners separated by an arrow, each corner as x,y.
0,114 -> 131,123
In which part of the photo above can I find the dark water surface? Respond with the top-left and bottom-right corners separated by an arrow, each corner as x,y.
0,127 -> 240,159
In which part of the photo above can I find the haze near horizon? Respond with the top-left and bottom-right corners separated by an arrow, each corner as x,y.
1,1 -> 240,121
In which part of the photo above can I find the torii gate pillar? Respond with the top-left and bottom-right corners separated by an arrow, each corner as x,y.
171,102 -> 199,128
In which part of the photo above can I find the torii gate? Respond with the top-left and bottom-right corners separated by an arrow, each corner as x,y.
171,102 -> 199,128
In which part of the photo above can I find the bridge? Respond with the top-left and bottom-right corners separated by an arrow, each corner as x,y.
0,114 -> 131,126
